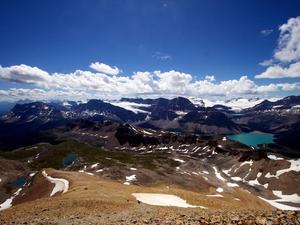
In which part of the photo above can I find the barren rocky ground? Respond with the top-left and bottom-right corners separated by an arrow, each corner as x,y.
1,169 -> 299,225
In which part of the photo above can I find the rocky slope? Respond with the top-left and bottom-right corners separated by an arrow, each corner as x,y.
0,168 -> 299,224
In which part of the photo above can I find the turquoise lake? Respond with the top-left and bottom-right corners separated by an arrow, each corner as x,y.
227,132 -> 274,148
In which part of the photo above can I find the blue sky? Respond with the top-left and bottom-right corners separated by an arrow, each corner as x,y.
0,0 -> 300,101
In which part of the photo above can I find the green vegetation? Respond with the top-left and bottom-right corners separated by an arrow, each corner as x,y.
0,140 -> 181,171
0,146 -> 42,160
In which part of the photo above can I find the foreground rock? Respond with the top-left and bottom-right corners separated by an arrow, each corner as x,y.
0,170 -> 299,224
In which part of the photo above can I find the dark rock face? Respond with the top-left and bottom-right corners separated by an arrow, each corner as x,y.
75,99 -> 146,122
115,124 -> 160,146
11,102 -> 64,122
274,121 -> 300,151
119,97 -> 196,116
180,110 -> 239,128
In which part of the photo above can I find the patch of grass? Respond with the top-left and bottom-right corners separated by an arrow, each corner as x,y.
0,139 -> 182,172
0,145 -> 43,160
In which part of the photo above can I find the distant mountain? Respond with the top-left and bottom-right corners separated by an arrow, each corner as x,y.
74,99 -> 146,122
189,97 -> 266,111
0,102 -> 15,115
0,95 -> 299,151
242,96 -> 300,112
0,99 -> 33,115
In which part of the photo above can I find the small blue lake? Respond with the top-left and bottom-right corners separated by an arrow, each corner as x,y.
228,132 -> 274,148
63,153 -> 78,167
14,177 -> 27,186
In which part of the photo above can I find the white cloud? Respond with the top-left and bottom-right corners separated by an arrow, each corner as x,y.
277,82 -> 300,91
259,59 -> 274,67
0,63 -> 299,101
274,17 -> 300,62
261,29 -> 273,36
0,88 -> 89,102
204,75 -> 216,82
152,52 -> 172,60
257,17 -> 300,79
0,64 -> 50,85
89,62 -> 121,75
256,61 -> 300,79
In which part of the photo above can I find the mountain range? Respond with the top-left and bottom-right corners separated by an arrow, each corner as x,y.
0,95 -> 299,152
0,95 -> 300,222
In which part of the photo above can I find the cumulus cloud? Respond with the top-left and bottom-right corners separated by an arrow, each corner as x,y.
0,64 -> 50,85
204,75 -> 216,82
261,29 -> 273,36
257,17 -> 300,79
255,61 -> 300,79
89,62 -> 121,75
259,59 -> 274,67
0,63 -> 299,101
0,88 -> 91,102
274,17 -> 300,62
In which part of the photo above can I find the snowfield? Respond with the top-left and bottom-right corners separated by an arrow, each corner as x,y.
42,170 -> 69,197
0,188 -> 22,211
108,101 -> 150,114
132,193 -> 206,208
258,196 -> 300,211
265,159 -> 300,179
191,98 -> 265,111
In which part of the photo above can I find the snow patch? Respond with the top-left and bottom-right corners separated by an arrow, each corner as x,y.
227,182 -> 239,187
272,191 -> 300,204
126,174 -> 136,182
258,196 -> 300,211
174,158 -> 185,163
42,170 -> 69,197
213,166 -> 226,182
267,154 -> 284,161
109,101 -> 150,114
231,176 -> 243,181
124,174 -> 136,185
216,187 -> 224,193
0,188 -> 22,211
265,159 -> 300,179
86,172 -> 94,176
198,98 -> 266,111
132,193 -> 206,208
90,163 -> 99,169
206,194 -> 223,198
